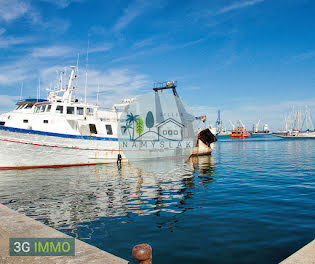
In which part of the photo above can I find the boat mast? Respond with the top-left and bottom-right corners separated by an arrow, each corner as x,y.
62,66 -> 76,103
19,81 -> 23,100
84,39 -> 89,104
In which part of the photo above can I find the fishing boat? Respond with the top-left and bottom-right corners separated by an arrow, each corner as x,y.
230,127 -> 251,138
229,120 -> 251,138
0,66 -> 215,170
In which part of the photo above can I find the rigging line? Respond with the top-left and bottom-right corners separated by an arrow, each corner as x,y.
84,39 -> 90,104
74,53 -> 80,98
97,80 -> 100,106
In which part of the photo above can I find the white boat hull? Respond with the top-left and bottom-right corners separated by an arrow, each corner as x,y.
0,128 -> 214,170
0,129 -> 123,169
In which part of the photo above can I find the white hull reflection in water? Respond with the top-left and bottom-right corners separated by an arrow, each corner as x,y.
128,156 -> 190,173
0,156 -> 214,230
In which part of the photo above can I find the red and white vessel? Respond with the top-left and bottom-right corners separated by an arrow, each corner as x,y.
229,120 -> 251,138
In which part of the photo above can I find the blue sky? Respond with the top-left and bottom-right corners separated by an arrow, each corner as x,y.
0,0 -> 314,131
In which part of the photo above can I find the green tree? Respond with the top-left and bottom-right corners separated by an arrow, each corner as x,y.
145,111 -> 154,130
135,116 -> 144,136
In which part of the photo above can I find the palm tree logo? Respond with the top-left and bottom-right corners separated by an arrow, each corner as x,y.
121,123 -> 132,139
126,113 -> 140,140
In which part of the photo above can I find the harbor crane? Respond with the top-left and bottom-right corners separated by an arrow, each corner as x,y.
229,120 -> 235,130
216,110 -> 223,132
238,120 -> 245,129
255,119 -> 261,133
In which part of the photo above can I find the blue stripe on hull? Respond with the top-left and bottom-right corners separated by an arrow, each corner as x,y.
0,126 -> 118,141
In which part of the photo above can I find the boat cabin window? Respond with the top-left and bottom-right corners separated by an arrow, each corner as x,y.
105,124 -> 113,135
56,105 -> 64,114
0,121 -> 5,126
46,105 -> 52,112
77,107 -> 84,115
67,106 -> 75,115
43,120 -> 49,124
86,108 -> 94,115
34,106 -> 40,113
23,119 -> 28,123
25,104 -> 33,109
89,124 -> 97,134
40,105 -> 46,112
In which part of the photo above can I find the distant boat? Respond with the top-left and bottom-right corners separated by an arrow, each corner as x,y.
274,130 -> 315,139
229,120 -> 250,138
217,129 -> 231,136
230,127 -> 251,138
252,121 -> 270,134
273,106 -> 315,139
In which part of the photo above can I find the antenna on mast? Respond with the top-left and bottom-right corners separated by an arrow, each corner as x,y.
76,53 -> 80,72
84,39 -> 90,104
19,81 -> 23,100
73,53 -> 80,98
97,80 -> 100,106
37,77 -> 41,102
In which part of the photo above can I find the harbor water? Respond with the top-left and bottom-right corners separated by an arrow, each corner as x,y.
0,135 -> 314,263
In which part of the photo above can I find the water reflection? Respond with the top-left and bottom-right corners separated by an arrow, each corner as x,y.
0,156 -> 215,231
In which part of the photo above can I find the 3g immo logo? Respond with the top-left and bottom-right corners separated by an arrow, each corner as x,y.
9,238 -> 75,256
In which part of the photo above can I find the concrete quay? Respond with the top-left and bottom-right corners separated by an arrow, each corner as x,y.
280,239 -> 315,264
0,204 -> 129,264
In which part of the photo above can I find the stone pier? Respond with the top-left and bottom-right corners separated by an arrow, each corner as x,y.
0,204 -> 129,264
280,239 -> 315,264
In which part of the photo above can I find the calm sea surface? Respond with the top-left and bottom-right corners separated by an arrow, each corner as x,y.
0,135 -> 314,263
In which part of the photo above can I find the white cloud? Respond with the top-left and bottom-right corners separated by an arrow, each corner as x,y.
0,65 -> 31,85
42,18 -> 71,33
112,37 -> 207,63
31,45 -> 74,58
0,35 -> 33,48
288,50 -> 315,63
89,44 -> 112,54
0,0 -> 71,34
133,37 -> 155,49
72,68 -> 150,107
114,1 -> 145,32
0,0 -> 29,22
0,95 -> 19,108
217,0 -> 264,14
113,0 -> 166,32
40,0 -> 84,9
